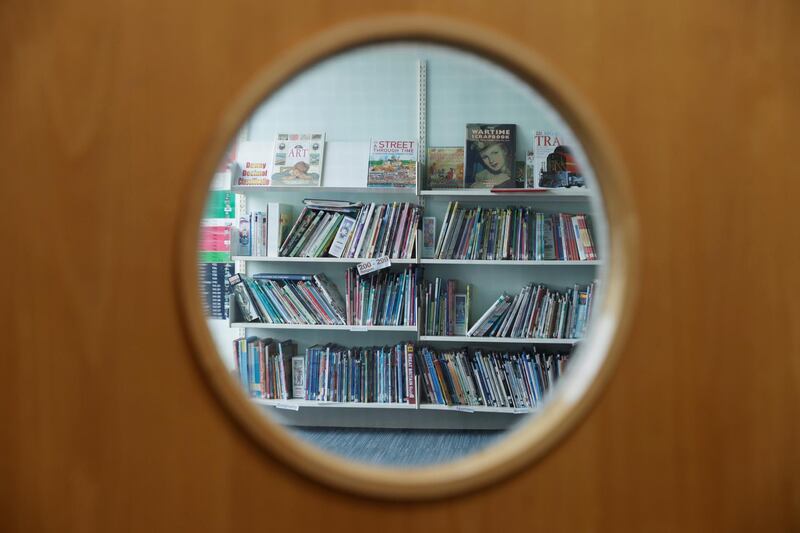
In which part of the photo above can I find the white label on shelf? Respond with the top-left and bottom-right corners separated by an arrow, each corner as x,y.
349,326 -> 369,332
357,255 -> 391,276
512,408 -> 529,414
275,403 -> 300,411
453,406 -> 475,413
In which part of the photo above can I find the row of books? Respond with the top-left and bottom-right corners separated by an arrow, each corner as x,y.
229,273 -> 346,325
534,212 -> 597,261
420,278 -> 470,336
344,266 -> 419,326
233,337 -> 570,409
279,201 -> 420,259
468,282 -> 595,339
304,343 -> 416,403
236,203 -> 289,257
233,127 -> 584,190
234,337 -> 297,400
434,202 -> 596,261
417,347 -> 570,408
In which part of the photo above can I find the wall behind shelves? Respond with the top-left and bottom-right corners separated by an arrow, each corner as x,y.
246,42 -> 563,153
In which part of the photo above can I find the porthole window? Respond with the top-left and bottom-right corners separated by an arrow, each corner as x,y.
180,29 -> 634,499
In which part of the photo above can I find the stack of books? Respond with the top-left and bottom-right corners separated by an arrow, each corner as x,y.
233,337 -> 297,399
280,200 -> 420,259
420,278 -> 470,336
533,213 -> 597,261
344,266 -> 419,326
228,273 -> 346,325
468,282 -> 595,339
416,346 -> 570,408
304,343 -> 416,404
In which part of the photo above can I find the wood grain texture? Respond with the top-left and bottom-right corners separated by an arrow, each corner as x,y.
1,1 -> 799,531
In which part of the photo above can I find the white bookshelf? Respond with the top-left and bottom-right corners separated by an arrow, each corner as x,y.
418,335 -> 579,345
420,188 -> 591,199
228,177 -> 597,428
230,323 -> 417,332
252,398 -> 535,414
233,256 -> 418,264
419,259 -> 601,266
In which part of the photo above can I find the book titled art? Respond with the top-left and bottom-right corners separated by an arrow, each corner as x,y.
270,133 -> 325,187
531,130 -> 585,188
464,124 -> 517,189
367,139 -> 417,188
427,147 -> 464,189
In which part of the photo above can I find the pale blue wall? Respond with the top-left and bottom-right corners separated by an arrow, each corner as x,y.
246,42 -> 564,157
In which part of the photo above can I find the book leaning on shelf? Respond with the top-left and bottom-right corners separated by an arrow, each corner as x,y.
233,337 -> 297,399
434,202 -> 597,261
420,278 -> 470,336
344,266 -> 419,326
279,201 -> 420,259
467,282 -> 595,339
416,346 -> 570,408
305,342 -> 416,404
228,273 -> 347,325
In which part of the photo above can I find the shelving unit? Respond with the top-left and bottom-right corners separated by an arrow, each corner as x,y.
418,336 -> 579,345
227,184 -> 594,428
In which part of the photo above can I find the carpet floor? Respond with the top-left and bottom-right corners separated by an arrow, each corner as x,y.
289,427 -> 504,467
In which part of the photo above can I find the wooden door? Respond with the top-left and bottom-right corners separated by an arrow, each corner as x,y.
2,1 -> 798,531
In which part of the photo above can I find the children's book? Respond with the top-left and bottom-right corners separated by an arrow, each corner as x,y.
367,139 -> 417,188
427,147 -> 464,189
270,133 -> 325,187
464,124 -> 516,189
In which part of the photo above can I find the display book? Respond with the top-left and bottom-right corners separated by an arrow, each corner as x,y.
425,124 -> 587,190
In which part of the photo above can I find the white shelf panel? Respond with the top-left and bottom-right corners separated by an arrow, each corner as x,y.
252,399 -> 533,414
419,259 -> 601,266
418,404 -> 535,414
420,189 -> 591,199
231,323 -> 417,332
419,335 -> 579,345
232,255 -> 418,264
232,185 -> 418,194
252,399 -> 418,410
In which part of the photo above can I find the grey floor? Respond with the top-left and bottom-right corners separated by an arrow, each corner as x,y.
290,427 -> 504,467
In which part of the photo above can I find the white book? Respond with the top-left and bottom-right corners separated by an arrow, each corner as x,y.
267,203 -> 289,257
291,356 -> 305,399
328,216 -> 356,258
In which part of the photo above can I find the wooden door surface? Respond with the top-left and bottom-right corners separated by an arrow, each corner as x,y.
2,1 -> 799,531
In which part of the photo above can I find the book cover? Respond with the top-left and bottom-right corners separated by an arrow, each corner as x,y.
531,130 -> 585,188
270,133 -> 324,187
464,124 -> 516,189
367,139 -> 417,189
427,147 -> 464,189
267,203 -> 290,257
238,159 -> 270,186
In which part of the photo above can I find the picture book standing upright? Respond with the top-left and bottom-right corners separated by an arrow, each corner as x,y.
367,139 -> 417,189
464,124 -> 517,189
270,133 -> 325,187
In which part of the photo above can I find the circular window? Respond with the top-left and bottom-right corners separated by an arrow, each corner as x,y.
179,21 -> 635,500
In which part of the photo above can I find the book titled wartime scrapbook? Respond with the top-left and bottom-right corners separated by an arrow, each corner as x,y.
464,124 -> 517,189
